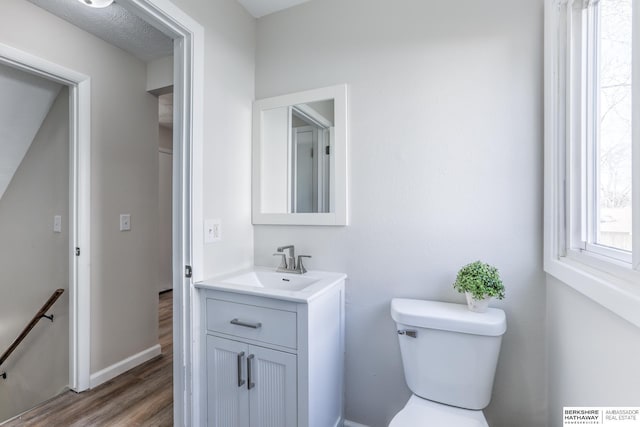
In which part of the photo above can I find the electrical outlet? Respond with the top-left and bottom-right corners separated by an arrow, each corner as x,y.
120,214 -> 131,231
205,218 -> 221,243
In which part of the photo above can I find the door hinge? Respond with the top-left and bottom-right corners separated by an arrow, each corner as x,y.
75,247 -> 80,256
325,145 -> 330,155
185,265 -> 192,278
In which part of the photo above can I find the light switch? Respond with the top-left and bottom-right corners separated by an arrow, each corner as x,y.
120,214 -> 131,231
53,215 -> 62,233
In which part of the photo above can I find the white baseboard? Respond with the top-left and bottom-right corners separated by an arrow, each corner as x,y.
344,420 -> 370,427
89,344 -> 161,389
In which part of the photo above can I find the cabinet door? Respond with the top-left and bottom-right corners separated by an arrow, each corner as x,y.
248,346 -> 297,427
207,336 -> 250,427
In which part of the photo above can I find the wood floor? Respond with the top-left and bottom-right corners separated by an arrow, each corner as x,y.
3,291 -> 173,427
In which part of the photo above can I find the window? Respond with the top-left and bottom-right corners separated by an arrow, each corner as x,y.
545,0 -> 639,319
585,0 -> 633,261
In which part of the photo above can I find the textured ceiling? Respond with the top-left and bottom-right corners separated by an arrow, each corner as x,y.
21,0 -> 318,144
236,0 -> 311,18
27,0 -> 313,61
27,0 -> 173,62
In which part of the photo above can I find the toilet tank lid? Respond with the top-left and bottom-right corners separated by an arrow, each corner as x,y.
390,299 -> 506,336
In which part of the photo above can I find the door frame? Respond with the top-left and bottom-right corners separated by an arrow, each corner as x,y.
0,41 -> 92,393
0,0 -> 204,423
114,2 -> 204,425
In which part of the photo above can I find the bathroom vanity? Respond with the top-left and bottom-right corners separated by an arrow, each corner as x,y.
196,267 -> 346,427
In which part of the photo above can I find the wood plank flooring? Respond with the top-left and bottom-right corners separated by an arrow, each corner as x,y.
2,291 -> 173,427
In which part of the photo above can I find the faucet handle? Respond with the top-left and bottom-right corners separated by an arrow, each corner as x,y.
273,253 -> 288,270
296,255 -> 312,274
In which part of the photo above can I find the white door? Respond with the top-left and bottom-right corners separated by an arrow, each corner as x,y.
207,336 -> 250,427
293,126 -> 316,213
158,149 -> 173,292
248,346 -> 297,427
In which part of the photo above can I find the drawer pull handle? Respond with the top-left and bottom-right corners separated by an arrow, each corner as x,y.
237,351 -> 245,387
247,354 -> 255,390
230,318 -> 262,329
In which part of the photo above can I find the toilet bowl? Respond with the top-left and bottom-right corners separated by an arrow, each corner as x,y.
389,395 -> 488,427
389,298 -> 506,427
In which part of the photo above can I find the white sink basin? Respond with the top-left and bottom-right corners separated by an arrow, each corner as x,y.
219,271 -> 318,291
196,266 -> 346,302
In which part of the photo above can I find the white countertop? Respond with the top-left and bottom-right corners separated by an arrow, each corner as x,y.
195,266 -> 347,303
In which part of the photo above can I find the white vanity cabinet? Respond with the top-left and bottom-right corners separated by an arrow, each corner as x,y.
200,278 -> 345,427
206,335 -> 297,426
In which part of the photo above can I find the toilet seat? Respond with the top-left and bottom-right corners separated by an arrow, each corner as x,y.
389,395 -> 489,427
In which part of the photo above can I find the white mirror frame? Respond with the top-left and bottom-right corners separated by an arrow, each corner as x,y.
252,84 -> 348,225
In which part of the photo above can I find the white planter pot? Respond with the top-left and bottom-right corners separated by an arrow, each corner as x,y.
465,292 -> 491,313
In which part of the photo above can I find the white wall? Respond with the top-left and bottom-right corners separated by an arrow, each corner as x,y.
254,1 -> 546,426
147,55 -> 173,94
0,62 -> 61,201
171,0 -> 256,279
547,276 -> 640,426
0,0 -> 160,375
0,88 -> 69,422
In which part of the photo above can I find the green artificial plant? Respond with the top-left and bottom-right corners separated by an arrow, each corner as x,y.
453,261 -> 505,300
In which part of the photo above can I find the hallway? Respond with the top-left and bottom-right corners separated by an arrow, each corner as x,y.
2,292 -> 173,426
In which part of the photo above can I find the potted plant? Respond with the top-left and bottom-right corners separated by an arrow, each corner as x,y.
453,261 -> 505,312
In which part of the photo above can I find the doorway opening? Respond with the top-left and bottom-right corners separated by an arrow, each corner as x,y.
0,0 -> 203,423
0,62 -> 71,423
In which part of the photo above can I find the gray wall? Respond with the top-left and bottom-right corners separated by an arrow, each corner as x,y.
158,125 -> 172,151
254,0 -> 546,425
546,276 -> 640,426
1,0 -> 160,376
171,0 -> 256,278
0,88 -> 69,421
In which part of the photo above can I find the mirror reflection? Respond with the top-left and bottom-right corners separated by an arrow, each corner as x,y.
253,84 -> 347,225
261,99 -> 335,214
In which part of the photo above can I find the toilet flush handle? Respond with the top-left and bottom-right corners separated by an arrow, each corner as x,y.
398,329 -> 417,338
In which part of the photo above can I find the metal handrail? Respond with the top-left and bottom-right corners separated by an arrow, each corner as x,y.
0,288 -> 64,378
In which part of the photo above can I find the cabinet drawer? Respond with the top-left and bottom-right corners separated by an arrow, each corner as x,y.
206,298 -> 297,349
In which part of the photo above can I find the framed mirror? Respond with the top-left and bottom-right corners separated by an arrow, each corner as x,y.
252,84 -> 348,225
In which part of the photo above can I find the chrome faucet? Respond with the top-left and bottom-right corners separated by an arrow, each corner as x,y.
277,245 -> 295,268
273,245 -> 311,274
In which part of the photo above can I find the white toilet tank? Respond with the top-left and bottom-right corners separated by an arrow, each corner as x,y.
390,298 -> 506,410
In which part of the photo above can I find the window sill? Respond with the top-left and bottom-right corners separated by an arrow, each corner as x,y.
545,255 -> 640,328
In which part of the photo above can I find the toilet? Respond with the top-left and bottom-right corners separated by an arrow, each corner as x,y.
389,298 -> 506,426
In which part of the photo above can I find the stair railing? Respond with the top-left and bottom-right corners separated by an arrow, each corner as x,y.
0,288 -> 65,379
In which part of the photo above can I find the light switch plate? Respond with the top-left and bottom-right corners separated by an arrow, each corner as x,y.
120,214 -> 131,231
204,218 -> 221,243
53,215 -> 62,233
